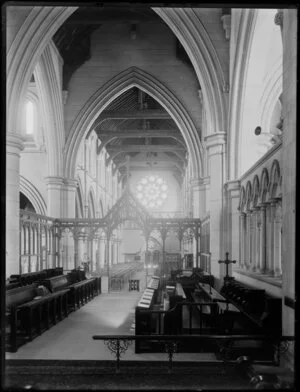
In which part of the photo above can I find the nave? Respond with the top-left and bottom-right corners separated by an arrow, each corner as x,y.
5,4 -> 296,391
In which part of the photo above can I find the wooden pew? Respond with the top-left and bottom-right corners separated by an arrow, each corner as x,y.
10,271 -> 48,286
193,282 -> 241,334
9,268 -> 64,287
220,279 -> 282,335
40,274 -> 97,311
5,284 -> 69,352
6,282 -> 21,291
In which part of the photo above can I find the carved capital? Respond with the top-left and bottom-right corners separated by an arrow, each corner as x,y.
220,14 -> 231,40
62,90 -> 68,105
6,132 -> 25,154
222,82 -> 230,93
45,176 -> 64,188
274,10 -> 283,27
198,89 -> 203,104
205,133 -> 226,156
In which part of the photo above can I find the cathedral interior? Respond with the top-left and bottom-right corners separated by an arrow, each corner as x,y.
4,3 -> 297,391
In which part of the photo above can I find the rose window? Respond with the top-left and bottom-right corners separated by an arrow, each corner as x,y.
135,175 -> 168,209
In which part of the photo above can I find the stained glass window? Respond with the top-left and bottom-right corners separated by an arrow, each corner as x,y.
135,175 -> 168,209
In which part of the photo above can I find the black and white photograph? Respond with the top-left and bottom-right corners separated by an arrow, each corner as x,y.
3,2 -> 297,391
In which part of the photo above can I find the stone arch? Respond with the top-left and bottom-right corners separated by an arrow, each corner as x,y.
260,168 -> 270,204
7,6 -> 77,135
154,8 -> 227,139
19,175 -> 47,215
259,59 -> 282,134
64,67 -> 204,180
34,42 -> 65,177
233,9 -> 282,177
227,9 -> 257,179
269,159 -> 281,198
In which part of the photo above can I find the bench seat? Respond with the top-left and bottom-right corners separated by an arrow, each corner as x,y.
6,285 -> 69,352
40,275 -> 98,311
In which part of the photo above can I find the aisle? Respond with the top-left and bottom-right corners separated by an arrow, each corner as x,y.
6,290 -> 142,360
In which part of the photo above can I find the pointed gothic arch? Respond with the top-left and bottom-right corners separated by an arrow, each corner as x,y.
64,67 -> 204,181
154,8 -> 227,138
19,176 -> 47,215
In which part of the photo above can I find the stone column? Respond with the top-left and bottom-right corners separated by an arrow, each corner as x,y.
239,213 -> 246,268
281,9 -> 296,369
245,210 -> 252,270
251,208 -> 259,272
191,177 -> 209,219
45,176 -> 64,217
225,180 -> 240,274
61,179 -> 77,271
205,133 -> 226,287
274,202 -> 282,277
257,204 -> 267,273
6,133 -> 24,277
266,201 -> 276,275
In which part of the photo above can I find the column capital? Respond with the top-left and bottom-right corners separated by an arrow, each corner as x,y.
205,132 -> 226,146
6,132 -> 25,153
205,132 -> 226,156
45,176 -> 64,187
63,178 -> 78,189
220,14 -> 231,40
225,180 -> 240,197
274,10 -> 283,27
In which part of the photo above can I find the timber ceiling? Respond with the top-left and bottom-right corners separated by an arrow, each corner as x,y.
54,5 -> 192,184
93,87 -> 187,185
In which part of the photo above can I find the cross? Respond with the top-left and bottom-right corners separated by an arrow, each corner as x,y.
218,252 -> 236,278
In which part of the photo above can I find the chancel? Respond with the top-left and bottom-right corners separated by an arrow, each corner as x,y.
4,3 -> 296,391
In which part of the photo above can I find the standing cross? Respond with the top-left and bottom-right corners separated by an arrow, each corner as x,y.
218,252 -> 236,278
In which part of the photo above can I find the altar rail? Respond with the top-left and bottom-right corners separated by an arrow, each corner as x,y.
92,334 -> 294,374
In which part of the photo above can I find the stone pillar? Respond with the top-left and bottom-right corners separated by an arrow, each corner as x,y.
266,202 -> 276,275
281,9 -> 296,369
61,179 -> 77,271
245,211 -> 252,270
274,202 -> 282,277
45,176 -> 64,217
225,180 -> 240,275
257,204 -> 267,273
6,133 -> 24,277
205,133 -> 226,286
191,177 -> 209,219
239,213 -> 246,268
251,208 -> 259,272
